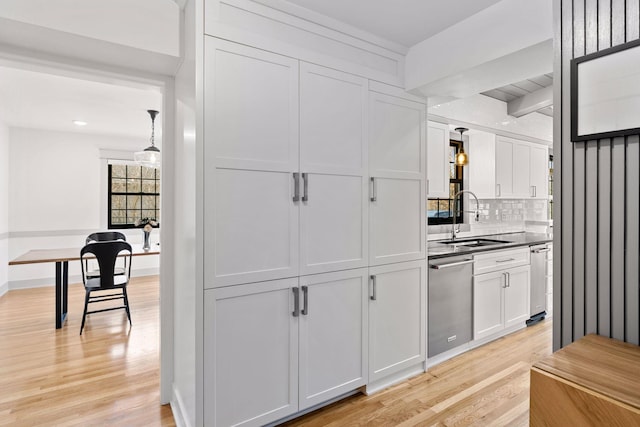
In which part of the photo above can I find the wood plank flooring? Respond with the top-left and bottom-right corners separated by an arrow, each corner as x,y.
0,276 -> 174,426
283,319 -> 552,426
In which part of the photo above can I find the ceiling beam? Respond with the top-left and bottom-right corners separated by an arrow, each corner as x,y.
507,85 -> 553,117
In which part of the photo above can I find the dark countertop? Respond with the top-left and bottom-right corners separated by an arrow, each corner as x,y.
427,232 -> 553,259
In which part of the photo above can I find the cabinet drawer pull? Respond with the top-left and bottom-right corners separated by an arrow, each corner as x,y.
429,259 -> 474,269
292,173 -> 300,202
292,287 -> 300,317
370,275 -> 377,300
496,184 -> 501,197
495,258 -> 516,263
302,173 -> 308,202
370,177 -> 377,202
301,285 -> 308,315
502,272 -> 508,288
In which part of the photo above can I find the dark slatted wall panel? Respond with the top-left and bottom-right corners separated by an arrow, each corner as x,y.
555,0 -> 640,350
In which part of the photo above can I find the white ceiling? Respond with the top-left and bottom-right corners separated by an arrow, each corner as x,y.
0,66 -> 163,143
283,0 -> 503,47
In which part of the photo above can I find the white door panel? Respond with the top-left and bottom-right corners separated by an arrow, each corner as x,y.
427,121 -> 450,198
210,168 -> 298,287
474,271 -> 505,340
204,279 -> 299,427
370,178 -> 425,265
300,173 -> 367,275
299,269 -> 368,410
504,266 -> 531,328
369,260 -> 426,382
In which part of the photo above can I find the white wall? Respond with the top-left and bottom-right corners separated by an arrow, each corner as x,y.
0,120 -> 9,296
7,128 -> 160,288
171,0 -> 198,424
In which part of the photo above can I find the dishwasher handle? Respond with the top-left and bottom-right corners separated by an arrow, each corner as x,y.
531,247 -> 551,254
429,259 -> 475,270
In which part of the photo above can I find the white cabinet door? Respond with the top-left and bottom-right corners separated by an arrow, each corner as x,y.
529,144 -> 549,199
468,130 -> 496,199
204,38 -> 300,287
369,260 -> 426,382
298,269 -> 368,410
204,279 -> 299,427
495,137 -> 514,198
512,142 -> 531,198
370,177 -> 425,265
369,92 -> 426,266
473,271 -> 505,340
504,265 -> 531,328
299,63 -> 368,275
427,121 -> 450,198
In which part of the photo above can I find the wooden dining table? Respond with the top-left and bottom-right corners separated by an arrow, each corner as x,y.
9,245 -> 160,329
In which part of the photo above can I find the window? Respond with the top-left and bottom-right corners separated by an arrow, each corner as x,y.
427,140 -> 463,225
108,164 -> 160,229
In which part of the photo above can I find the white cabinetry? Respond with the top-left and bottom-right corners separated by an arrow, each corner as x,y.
468,130 -> 496,199
369,92 -> 426,266
473,248 -> 531,341
368,260 -> 426,384
299,63 -> 369,275
298,269 -> 368,410
204,38 -> 300,287
495,136 -> 548,199
204,279 -> 299,427
529,144 -> 549,199
205,269 -> 369,426
427,121 -> 450,198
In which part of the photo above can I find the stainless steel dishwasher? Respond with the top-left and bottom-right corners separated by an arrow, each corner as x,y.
527,244 -> 550,325
428,256 -> 474,358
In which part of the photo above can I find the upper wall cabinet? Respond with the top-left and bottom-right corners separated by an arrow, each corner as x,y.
426,121 -> 450,199
299,63 -> 369,275
369,91 -> 426,266
204,38 -> 300,288
495,136 -> 548,200
468,130 -> 496,199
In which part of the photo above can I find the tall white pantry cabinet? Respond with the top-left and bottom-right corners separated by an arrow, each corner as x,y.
202,38 -> 427,426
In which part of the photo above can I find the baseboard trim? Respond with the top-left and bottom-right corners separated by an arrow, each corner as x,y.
8,268 -> 160,290
0,281 -> 8,297
171,385 -> 190,427
365,363 -> 425,395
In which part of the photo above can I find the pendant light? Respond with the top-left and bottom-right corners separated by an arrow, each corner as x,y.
134,110 -> 161,168
454,127 -> 469,166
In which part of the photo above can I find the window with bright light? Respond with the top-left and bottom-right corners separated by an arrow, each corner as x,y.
108,164 -> 160,229
427,140 -> 464,225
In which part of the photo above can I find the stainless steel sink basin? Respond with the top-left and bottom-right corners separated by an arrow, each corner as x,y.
438,238 -> 511,247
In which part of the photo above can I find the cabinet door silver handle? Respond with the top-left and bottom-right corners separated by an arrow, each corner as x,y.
534,186 -> 537,197
495,258 -> 516,263
496,184 -> 501,197
506,272 -> 511,287
370,177 -> 377,202
292,287 -> 300,317
301,285 -> 308,315
370,275 -> 377,300
427,179 -> 430,195
502,272 -> 507,288
292,173 -> 300,202
429,259 -> 474,269
302,173 -> 308,202
532,248 -> 551,253
530,186 -> 535,197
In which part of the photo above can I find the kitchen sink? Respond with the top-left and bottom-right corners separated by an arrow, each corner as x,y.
438,238 -> 511,247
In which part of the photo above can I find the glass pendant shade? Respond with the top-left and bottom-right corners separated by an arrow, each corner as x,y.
454,127 -> 469,166
135,109 -> 161,168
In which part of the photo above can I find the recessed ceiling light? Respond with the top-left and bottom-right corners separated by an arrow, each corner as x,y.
73,120 -> 88,126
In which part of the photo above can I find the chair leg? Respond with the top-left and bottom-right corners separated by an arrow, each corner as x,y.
122,287 -> 132,326
80,290 -> 90,335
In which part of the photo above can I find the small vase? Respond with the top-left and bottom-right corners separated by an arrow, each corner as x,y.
143,230 -> 151,251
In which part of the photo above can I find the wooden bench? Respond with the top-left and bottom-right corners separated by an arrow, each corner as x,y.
530,334 -> 640,426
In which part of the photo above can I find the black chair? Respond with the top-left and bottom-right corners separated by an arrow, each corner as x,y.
80,241 -> 133,335
85,232 -> 127,278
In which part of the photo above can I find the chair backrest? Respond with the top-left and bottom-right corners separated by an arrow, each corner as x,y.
81,241 -> 132,288
86,231 -> 127,245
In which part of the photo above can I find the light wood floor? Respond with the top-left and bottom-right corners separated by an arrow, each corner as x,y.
0,275 -> 175,426
283,319 -> 553,427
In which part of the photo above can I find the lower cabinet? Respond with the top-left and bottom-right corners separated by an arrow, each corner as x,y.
368,260 -> 426,382
473,264 -> 530,341
204,269 -> 368,427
